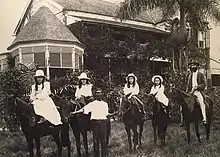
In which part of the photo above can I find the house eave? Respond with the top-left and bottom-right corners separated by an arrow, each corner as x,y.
7,39 -> 84,51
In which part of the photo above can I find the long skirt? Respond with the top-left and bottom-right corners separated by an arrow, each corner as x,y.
33,97 -> 62,125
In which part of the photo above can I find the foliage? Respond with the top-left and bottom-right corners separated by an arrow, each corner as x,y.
0,55 -> 38,131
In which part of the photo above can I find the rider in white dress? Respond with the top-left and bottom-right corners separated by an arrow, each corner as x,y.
75,72 -> 93,106
150,75 -> 169,115
30,70 -> 62,126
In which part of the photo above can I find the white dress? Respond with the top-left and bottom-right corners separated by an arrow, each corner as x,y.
75,84 -> 93,98
123,83 -> 139,99
30,82 -> 62,125
150,85 -> 169,106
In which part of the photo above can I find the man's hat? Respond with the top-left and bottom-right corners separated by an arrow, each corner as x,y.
188,58 -> 200,66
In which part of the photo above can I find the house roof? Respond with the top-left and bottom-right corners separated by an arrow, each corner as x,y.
8,6 -> 81,50
53,0 -> 163,24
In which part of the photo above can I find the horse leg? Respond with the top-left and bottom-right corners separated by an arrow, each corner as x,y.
132,125 -> 138,152
125,125 -> 132,153
205,123 -> 211,141
73,129 -> 82,157
194,120 -> 201,143
138,123 -> 144,148
152,121 -> 157,145
82,131 -> 89,156
35,137 -> 41,157
186,124 -> 191,144
26,137 -> 34,157
52,133 -> 62,157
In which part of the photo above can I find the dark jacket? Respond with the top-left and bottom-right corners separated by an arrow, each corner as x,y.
186,71 -> 207,93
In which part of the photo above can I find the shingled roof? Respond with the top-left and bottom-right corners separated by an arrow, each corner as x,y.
53,0 -> 163,24
8,6 -> 81,50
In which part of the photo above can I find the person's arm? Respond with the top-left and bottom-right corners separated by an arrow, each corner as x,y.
132,83 -> 140,95
30,85 -> 36,102
186,74 -> 191,93
46,82 -> 52,95
150,86 -> 155,95
196,73 -> 207,91
75,86 -> 80,98
159,85 -> 165,93
88,84 -> 93,97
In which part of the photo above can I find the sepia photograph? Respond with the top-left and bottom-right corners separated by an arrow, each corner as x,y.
1,0 -> 220,156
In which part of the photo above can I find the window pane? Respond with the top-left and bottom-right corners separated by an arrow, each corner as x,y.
62,53 -> 72,67
34,53 -> 45,67
22,54 -> 34,65
21,47 -> 32,53
50,53 -> 60,67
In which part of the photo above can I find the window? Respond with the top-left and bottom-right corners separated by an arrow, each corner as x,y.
22,53 -> 34,65
50,53 -> 60,67
62,53 -> 72,67
34,53 -> 45,67
199,41 -> 204,48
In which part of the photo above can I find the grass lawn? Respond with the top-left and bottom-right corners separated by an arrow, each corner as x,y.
1,121 -> 220,157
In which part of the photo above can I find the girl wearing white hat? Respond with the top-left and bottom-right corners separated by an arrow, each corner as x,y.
75,72 -> 93,105
30,70 -> 62,126
150,75 -> 169,115
121,73 -> 145,115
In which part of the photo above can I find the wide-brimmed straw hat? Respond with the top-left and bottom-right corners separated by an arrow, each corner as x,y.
78,73 -> 90,80
34,70 -> 46,78
152,75 -> 163,83
126,73 -> 137,82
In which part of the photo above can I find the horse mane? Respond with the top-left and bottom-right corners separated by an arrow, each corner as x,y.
176,89 -> 196,113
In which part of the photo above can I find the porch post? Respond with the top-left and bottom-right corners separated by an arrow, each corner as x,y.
18,47 -> 22,63
45,45 -> 50,80
72,47 -> 76,71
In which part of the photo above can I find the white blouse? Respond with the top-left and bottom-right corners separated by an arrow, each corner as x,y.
75,84 -> 93,98
30,82 -> 51,101
123,83 -> 140,97
150,85 -> 165,95
83,100 -> 109,120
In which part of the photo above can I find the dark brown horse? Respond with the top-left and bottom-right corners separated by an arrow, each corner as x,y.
120,96 -> 144,153
146,94 -> 169,147
172,88 -> 213,143
13,96 -> 71,157
59,85 -> 111,157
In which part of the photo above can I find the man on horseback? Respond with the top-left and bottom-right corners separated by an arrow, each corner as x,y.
29,70 -> 63,126
183,59 -> 207,124
120,73 -> 146,118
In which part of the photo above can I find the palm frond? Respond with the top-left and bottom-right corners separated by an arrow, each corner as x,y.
117,0 -> 164,20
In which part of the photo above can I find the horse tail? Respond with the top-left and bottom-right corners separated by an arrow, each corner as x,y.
60,123 -> 70,147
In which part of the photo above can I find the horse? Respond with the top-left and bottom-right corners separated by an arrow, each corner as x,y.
171,88 -> 213,143
11,95 -> 71,157
146,94 -> 169,147
57,84 -> 91,157
119,96 -> 144,153
58,85 -> 111,157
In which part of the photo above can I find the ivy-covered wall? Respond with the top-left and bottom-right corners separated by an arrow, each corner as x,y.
68,21 -> 172,85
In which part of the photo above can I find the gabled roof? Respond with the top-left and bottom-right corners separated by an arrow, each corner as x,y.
53,0 -> 162,24
8,6 -> 81,50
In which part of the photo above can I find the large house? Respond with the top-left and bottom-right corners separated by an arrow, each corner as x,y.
7,0 -> 172,81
